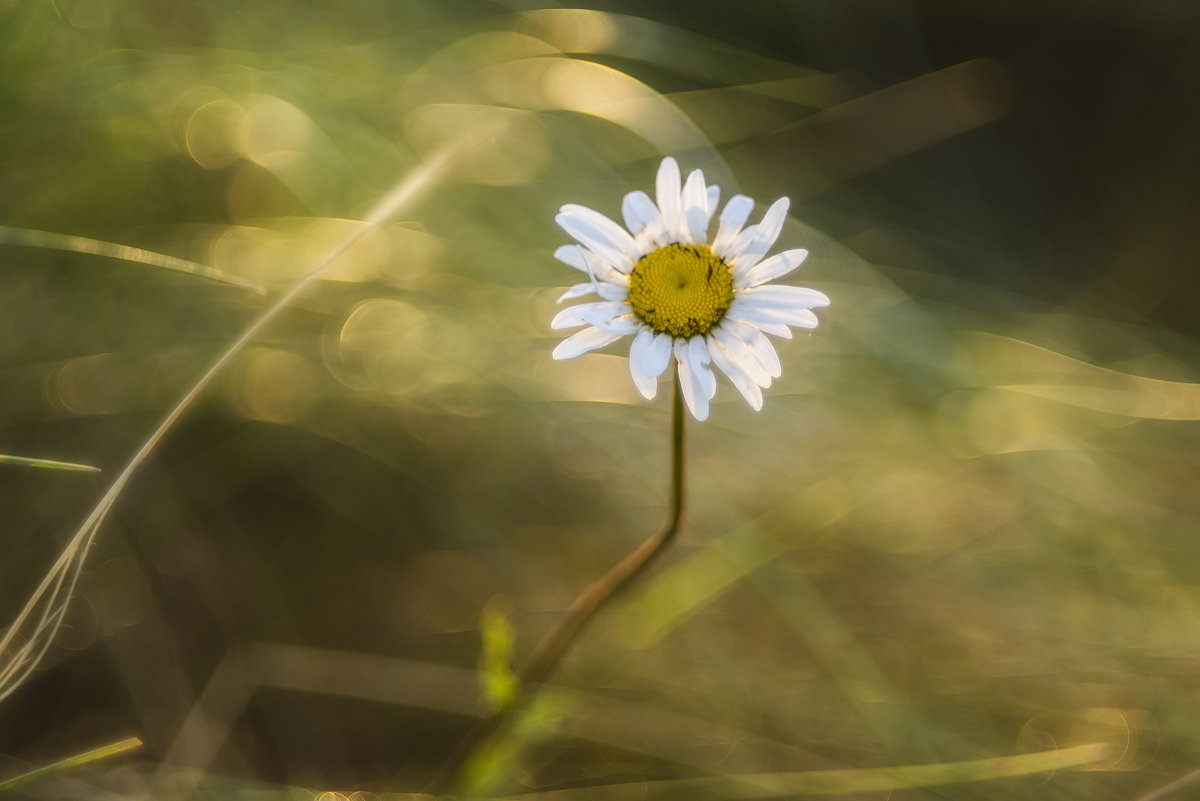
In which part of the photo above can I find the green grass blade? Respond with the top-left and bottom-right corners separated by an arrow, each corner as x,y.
0,454 -> 100,472
505,741 -> 1114,801
0,736 -> 142,792
0,225 -> 267,294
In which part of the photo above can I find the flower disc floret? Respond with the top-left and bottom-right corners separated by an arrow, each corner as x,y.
627,244 -> 733,338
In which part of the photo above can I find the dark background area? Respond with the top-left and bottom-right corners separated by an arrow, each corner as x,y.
604,0 -> 1200,328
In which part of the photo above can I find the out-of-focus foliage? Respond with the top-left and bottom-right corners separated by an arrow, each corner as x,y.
3,1 -> 1200,799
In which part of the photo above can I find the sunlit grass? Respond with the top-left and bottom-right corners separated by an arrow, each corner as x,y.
0,226 -> 267,294
0,737 -> 141,793
502,742 -> 1119,800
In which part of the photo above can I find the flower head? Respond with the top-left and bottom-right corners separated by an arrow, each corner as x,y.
551,157 -> 829,421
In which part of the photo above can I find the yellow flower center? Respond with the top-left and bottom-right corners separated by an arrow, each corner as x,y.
627,244 -> 734,338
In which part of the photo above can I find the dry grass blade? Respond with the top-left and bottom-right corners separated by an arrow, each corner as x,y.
1134,768 -> 1200,801
0,225 -> 267,294
0,141 -> 464,708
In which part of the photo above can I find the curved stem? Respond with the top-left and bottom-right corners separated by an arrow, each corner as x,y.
431,369 -> 687,794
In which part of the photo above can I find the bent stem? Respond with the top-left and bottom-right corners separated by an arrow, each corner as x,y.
434,368 -> 688,794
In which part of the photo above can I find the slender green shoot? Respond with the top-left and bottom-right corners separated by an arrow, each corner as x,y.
479,598 -> 519,714
0,454 -> 100,472
0,736 -> 142,793
502,741 -> 1116,801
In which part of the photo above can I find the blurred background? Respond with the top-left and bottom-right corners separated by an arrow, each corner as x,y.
3,0 -> 1200,798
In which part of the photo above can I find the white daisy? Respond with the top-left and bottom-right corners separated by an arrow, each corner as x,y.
550,157 -> 830,421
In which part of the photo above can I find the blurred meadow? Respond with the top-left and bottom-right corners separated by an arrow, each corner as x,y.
4,0 -> 1200,798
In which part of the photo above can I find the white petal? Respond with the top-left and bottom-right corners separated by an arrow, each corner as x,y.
642,331 -> 674,380
552,327 -> 624,360
707,334 -> 763,410
705,184 -> 720,217
726,224 -> 758,262
711,325 -> 772,387
673,339 -> 709,422
715,319 -> 781,377
556,281 -> 628,303
628,327 -> 658,399
554,244 -> 587,269
687,336 -> 717,399
574,303 -> 639,334
574,301 -> 632,323
682,169 -> 710,244
742,326 -> 783,378
554,244 -> 627,285
621,190 -> 650,234
788,308 -> 821,329
557,283 -> 595,303
728,197 -> 790,274
739,303 -> 821,329
550,300 -> 626,330
601,282 -> 629,301
634,230 -> 658,253
556,212 -> 635,273
737,284 -> 830,309
550,305 -> 588,330
737,248 -> 809,289
733,293 -> 823,329
722,303 -> 795,338
675,360 -> 701,420
621,190 -> 664,250
656,157 -> 684,243
712,194 -> 754,256
596,313 -> 640,335
556,284 -> 595,303
560,204 -> 640,258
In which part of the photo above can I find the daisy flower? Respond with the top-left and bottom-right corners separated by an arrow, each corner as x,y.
550,157 -> 830,421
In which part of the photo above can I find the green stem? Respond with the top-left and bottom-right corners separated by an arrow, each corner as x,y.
432,369 -> 687,794
519,370 -> 686,688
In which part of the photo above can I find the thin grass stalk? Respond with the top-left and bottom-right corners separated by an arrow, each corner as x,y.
0,226 -> 267,294
1135,768 -> 1200,801
0,143 -> 463,707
